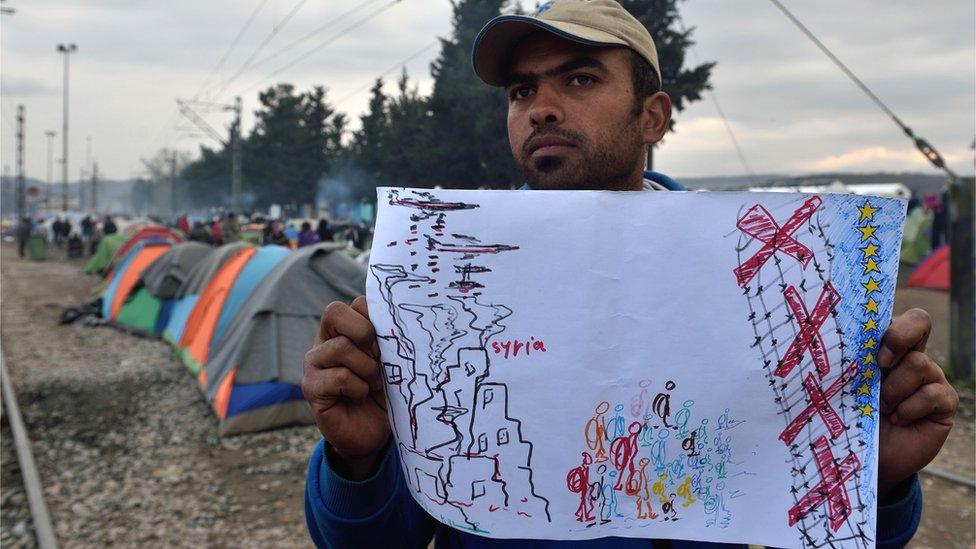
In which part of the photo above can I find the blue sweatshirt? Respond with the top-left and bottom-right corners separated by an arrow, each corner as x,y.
305,173 -> 923,548
305,439 -> 921,548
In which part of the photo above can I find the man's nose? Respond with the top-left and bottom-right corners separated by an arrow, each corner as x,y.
528,86 -> 564,127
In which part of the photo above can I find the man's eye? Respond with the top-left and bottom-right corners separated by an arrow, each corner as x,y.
569,75 -> 593,87
509,87 -> 533,100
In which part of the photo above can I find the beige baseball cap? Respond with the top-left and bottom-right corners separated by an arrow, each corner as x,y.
472,0 -> 660,87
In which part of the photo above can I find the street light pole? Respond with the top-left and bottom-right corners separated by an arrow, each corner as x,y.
44,130 -> 55,211
57,43 -> 77,212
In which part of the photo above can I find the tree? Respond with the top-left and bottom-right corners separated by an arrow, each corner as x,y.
618,0 -> 714,166
180,144 -> 231,210
425,0 -> 521,188
140,148 -> 193,215
384,70 -> 435,187
244,84 -> 345,208
349,78 -> 390,181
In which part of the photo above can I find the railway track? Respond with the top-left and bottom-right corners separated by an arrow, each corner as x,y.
1,347 -> 58,549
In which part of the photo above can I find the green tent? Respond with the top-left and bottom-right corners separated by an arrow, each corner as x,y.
84,232 -> 131,274
115,288 -> 162,333
900,208 -> 933,265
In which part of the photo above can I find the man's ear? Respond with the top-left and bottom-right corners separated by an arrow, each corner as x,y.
642,91 -> 672,146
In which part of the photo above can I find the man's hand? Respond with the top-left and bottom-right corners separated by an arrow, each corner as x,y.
877,308 -> 958,498
302,296 -> 391,480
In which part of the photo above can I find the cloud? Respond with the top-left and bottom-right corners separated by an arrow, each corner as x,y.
1,0 -> 973,182
799,146 -> 968,172
0,76 -> 59,97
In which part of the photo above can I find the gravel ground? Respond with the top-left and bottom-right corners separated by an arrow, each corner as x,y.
1,242 -> 318,548
0,242 -> 972,548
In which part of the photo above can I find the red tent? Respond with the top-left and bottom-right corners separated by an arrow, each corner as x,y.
907,244 -> 950,291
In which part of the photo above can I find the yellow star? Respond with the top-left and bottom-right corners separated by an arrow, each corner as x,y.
861,243 -> 879,259
862,277 -> 881,294
863,258 -> 881,275
858,403 -> 874,417
862,317 -> 878,332
863,352 -> 876,365
857,201 -> 880,222
862,337 -> 877,350
857,384 -> 871,396
862,367 -> 875,379
863,298 -> 879,314
858,224 -> 878,241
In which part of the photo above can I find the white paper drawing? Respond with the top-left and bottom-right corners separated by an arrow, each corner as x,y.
366,187 -> 906,548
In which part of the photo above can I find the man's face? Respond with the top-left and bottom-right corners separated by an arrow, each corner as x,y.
505,33 -> 646,191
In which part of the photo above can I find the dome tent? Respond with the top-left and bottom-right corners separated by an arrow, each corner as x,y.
907,244 -> 950,291
100,241 -> 172,322
161,242 -> 250,345
201,243 -> 366,435
115,242 -> 214,335
141,241 -> 214,298
103,225 -> 183,276
84,231 -> 131,274
179,245 -> 291,375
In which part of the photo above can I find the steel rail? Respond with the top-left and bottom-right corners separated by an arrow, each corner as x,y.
0,348 -> 58,549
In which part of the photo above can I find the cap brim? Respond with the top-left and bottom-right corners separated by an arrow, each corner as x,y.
472,15 -> 628,87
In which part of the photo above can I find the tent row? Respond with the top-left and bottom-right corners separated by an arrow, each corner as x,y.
92,227 -> 366,435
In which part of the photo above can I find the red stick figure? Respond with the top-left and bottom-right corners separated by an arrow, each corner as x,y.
585,401 -> 611,462
611,421 -> 641,491
566,451 -> 594,523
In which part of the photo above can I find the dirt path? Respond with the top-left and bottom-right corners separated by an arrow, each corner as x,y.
0,242 -> 317,548
0,243 -> 972,547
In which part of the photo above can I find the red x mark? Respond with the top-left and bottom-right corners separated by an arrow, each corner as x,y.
779,360 -> 858,445
788,435 -> 861,531
776,283 -> 841,379
734,197 -> 822,287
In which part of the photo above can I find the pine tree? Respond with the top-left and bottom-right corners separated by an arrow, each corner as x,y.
426,0 -> 521,188
245,84 -> 344,208
618,0 -> 714,129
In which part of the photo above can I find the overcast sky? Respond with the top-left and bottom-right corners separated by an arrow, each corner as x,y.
1,0 -> 973,184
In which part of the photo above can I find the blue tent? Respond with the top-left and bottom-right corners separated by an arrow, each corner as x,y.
210,245 -> 291,348
100,243 -> 145,319
161,243 -> 250,346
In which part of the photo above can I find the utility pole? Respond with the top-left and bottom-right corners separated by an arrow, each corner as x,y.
44,130 -> 55,211
91,161 -> 98,213
57,43 -> 77,211
950,177 -> 974,382
15,105 -> 25,222
80,135 -> 91,209
231,96 -> 242,212
175,96 -> 241,210
170,150 -> 178,215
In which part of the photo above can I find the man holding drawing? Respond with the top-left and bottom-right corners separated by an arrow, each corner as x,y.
301,1 -> 958,546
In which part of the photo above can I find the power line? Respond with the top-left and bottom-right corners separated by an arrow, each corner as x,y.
193,0 -> 271,100
234,0 -> 384,79
767,0 -> 958,180
210,0 -> 311,100
677,18 -> 757,183
240,0 -> 404,94
144,0 -> 267,170
333,39 -> 438,107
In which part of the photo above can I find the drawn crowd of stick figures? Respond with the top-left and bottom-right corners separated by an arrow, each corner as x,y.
565,380 -> 744,530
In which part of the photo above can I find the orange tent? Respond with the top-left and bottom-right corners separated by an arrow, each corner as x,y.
108,244 -> 171,320
178,247 -> 256,373
104,225 -> 184,281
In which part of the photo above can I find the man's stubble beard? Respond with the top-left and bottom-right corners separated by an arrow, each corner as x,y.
516,113 -> 645,191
